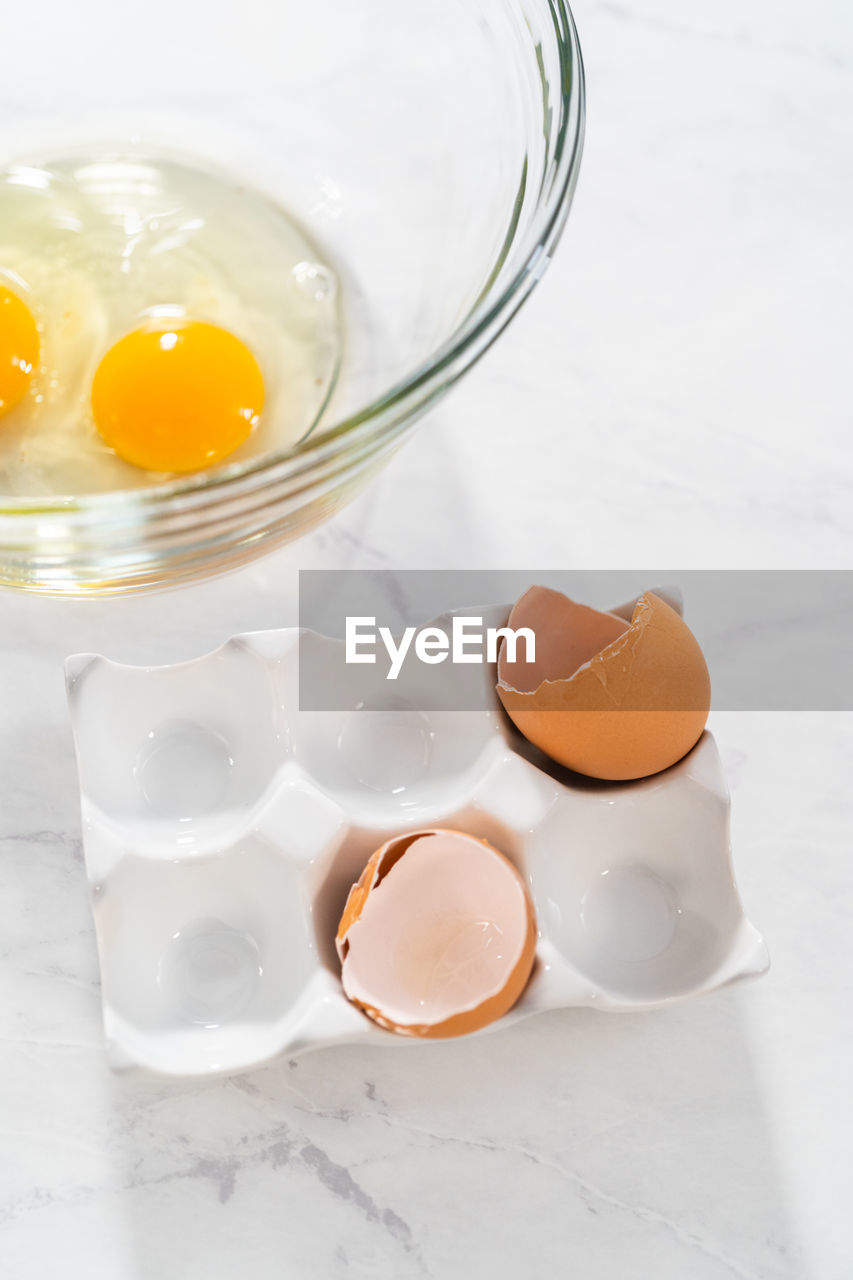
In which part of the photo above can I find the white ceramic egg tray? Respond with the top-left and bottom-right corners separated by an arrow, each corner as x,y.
66,612 -> 769,1076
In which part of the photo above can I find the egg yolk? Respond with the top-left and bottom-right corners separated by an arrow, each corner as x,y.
91,321 -> 265,473
0,284 -> 40,418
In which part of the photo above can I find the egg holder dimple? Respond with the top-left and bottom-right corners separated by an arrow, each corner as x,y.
65,609 -> 769,1077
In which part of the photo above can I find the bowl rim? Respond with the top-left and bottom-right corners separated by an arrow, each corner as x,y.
0,0 -> 585,522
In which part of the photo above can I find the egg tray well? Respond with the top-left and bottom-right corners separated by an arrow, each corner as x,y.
65,619 -> 769,1077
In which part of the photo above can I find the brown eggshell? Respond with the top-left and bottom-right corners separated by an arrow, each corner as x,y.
497,587 -> 710,781
336,829 -> 537,1039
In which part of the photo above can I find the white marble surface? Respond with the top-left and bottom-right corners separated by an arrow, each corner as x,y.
2,0 -> 853,1276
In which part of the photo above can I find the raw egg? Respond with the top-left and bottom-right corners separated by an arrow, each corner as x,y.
91,320 -> 264,473
336,829 -> 537,1038
0,283 -> 39,417
497,587 -> 710,781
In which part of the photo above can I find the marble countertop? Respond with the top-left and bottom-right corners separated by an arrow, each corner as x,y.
2,0 -> 852,1276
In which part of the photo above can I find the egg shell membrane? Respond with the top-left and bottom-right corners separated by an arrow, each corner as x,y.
497,588 -> 711,781
335,829 -> 537,1039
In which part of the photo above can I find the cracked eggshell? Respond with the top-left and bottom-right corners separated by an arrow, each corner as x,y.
336,829 -> 537,1039
497,587 -> 710,781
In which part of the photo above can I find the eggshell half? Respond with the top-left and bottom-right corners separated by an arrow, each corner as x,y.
497,587 -> 710,781
336,829 -> 537,1038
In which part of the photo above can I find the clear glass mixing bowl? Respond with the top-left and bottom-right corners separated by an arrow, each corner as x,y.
0,0 -> 584,593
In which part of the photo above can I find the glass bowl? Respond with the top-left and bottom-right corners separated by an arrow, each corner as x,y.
0,0 -> 584,593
